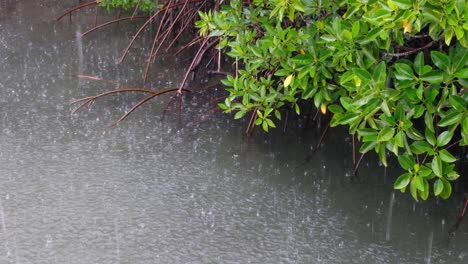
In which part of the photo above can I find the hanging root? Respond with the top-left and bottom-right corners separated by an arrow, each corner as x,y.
56,1 -> 99,21
449,195 -> 468,234
61,1 -> 222,126
69,75 -> 190,126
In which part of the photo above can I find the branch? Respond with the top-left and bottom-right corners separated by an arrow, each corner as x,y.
383,39 -> 439,58
56,1 -> 98,21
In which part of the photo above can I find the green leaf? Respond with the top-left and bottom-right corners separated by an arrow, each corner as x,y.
234,110 -> 247,120
415,175 -> 425,192
439,178 -> 452,199
434,179 -> 443,196
420,179 -> 429,201
420,71 -> 444,83
353,68 -> 372,82
398,154 -> 415,170
410,141 -> 433,154
431,51 -> 450,71
414,52 -> 425,76
391,0 -> 412,9
446,171 -> 460,181
359,141 -> 377,153
394,63 -> 414,80
372,61 -> 387,84
394,173 -> 411,189
439,149 -> 457,163
378,143 -> 388,166
340,113 -> 360,125
377,127 -> 395,142
449,95 -> 466,111
438,112 -> 463,127
265,118 -> 275,128
410,177 -> 418,201
436,131 -> 452,147
262,120 -> 269,132
431,156 -> 443,177
455,68 -> 468,79
425,127 -> 437,146
463,118 -> 468,135
320,34 -> 336,42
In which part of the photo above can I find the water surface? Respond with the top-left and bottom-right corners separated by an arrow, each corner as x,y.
0,1 -> 467,263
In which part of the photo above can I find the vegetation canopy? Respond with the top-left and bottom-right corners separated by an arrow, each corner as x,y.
196,0 -> 467,201
63,0 -> 467,201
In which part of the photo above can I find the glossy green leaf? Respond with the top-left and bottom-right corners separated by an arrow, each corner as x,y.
420,71 -> 444,83
439,149 -> 457,163
425,128 -> 437,146
455,68 -> 468,79
439,179 -> 452,199
398,154 -> 415,170
410,177 -> 418,201
394,173 -> 411,189
359,141 -> 377,153
438,112 -> 463,127
340,113 -> 360,125
431,156 -> 443,177
394,63 -> 414,80
434,179 -> 443,196
431,51 -> 450,71
413,52 -> 425,76
377,127 -> 395,142
436,131 -> 452,147
410,141 -> 433,154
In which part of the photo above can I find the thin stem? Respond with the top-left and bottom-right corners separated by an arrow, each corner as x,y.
383,39 -> 438,58
56,1 -> 98,21
82,16 -> 147,36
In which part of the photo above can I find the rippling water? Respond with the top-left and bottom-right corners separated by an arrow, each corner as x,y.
0,1 -> 467,263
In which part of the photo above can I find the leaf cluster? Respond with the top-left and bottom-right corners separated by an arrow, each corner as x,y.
197,0 -> 468,200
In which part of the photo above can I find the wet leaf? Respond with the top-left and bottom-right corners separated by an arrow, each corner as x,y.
436,131 -> 452,147
431,156 -> 443,177
439,149 -> 457,163
434,179 -> 443,196
438,112 -> 463,127
440,179 -> 452,199
398,154 -> 415,170
377,127 -> 395,142
431,51 -> 450,71
394,173 -> 411,189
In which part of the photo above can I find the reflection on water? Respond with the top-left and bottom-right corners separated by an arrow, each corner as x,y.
0,1 -> 467,263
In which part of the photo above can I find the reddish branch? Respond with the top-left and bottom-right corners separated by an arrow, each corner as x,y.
56,1 -> 98,21
81,16 -> 147,36
70,75 -> 190,126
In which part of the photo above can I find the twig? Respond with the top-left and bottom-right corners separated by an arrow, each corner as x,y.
383,39 -> 439,58
81,16 -> 147,36
449,196 -> 468,234
316,120 -> 331,149
56,1 -> 98,21
353,153 -> 365,176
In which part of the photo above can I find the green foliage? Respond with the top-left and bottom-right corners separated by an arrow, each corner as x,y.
197,0 -> 468,200
99,0 -> 156,12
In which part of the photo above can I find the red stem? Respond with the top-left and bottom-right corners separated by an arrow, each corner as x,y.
82,16 -> 147,36
56,1 -> 98,21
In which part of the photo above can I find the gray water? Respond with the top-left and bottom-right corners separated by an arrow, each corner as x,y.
0,1 -> 467,263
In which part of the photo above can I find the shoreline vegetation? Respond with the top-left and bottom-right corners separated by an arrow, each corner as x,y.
59,0 -> 467,206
